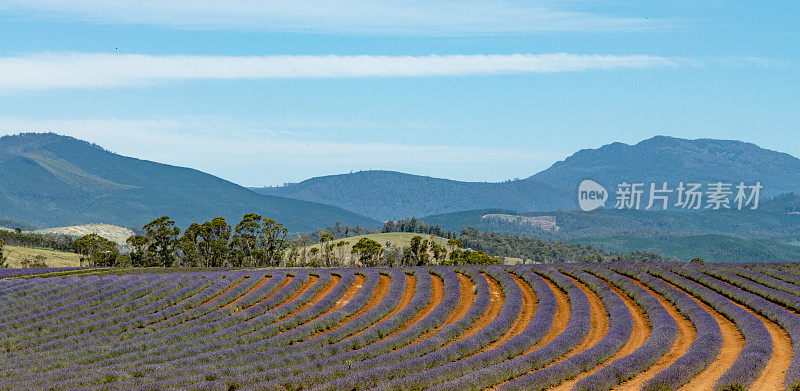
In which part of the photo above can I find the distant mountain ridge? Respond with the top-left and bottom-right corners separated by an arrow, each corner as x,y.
0,133 -> 378,231
254,136 -> 800,220
254,171 -> 568,222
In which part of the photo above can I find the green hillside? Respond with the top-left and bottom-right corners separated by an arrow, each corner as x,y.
3,245 -> 81,268
253,170 -> 566,221
254,136 -> 800,220
0,133 -> 378,231
572,234 -> 800,263
302,232 -> 450,258
419,196 -> 800,262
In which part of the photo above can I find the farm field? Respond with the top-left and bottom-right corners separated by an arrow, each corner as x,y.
0,263 -> 798,390
301,232 -> 450,257
2,245 -> 81,268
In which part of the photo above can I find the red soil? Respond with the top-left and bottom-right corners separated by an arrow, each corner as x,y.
617,277 -> 697,390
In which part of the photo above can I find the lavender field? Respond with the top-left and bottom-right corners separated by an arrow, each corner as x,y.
1,263 -> 798,390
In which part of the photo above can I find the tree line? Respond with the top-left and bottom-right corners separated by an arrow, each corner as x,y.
76,214 -> 290,268
0,229 -> 75,252
376,219 -> 669,263
71,214 -> 669,268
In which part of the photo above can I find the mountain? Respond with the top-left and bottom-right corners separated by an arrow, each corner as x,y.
254,136 -> 800,220
0,133 -> 378,231
421,194 -> 800,241
253,171 -> 568,222
529,136 -> 800,196
417,195 -> 800,262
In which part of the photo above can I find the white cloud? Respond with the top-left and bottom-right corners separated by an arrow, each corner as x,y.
0,116 -> 565,185
0,0 -> 676,34
0,52 -> 696,91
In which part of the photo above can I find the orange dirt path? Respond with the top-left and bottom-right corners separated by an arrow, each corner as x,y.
198,276 -> 247,307
415,273 -> 476,343
553,277 -> 649,391
484,273 -> 536,351
617,277 -> 696,390
222,275 -> 271,309
349,273 -> 416,339
308,274 -> 387,340
739,302 -> 792,391
450,273 -> 503,344
293,275 -> 344,317
242,275 -> 292,311
522,275 -> 570,354
385,273 -> 442,339
672,279 -> 743,390
693,273 -> 793,390
245,275 -> 319,323
494,273 -> 609,390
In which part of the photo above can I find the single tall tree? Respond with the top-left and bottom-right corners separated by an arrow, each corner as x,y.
143,216 -> 181,267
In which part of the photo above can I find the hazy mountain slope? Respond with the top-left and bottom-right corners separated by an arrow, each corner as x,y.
253,170 -> 569,221
0,133 -> 378,231
419,195 -> 800,262
255,136 -> 800,220
529,135 -> 800,195
420,196 -> 800,241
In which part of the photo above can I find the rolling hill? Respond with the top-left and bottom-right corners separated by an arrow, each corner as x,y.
254,136 -> 800,220
0,133 -> 378,231
254,171 -> 567,221
418,195 -> 800,262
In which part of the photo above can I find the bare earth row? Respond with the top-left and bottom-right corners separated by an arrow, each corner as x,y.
0,262 -> 798,390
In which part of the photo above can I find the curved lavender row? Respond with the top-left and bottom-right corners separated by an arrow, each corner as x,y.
215,269 -> 406,371
0,273 -> 222,385
724,266 -> 800,306
0,278 -> 122,335
0,278 -> 43,300
0,275 -> 163,337
430,266 -> 572,391
235,267 -> 440,389
370,266 -> 522,391
7,274 -> 199,354
498,266 -> 631,391
133,270 -> 364,374
0,275 -> 126,319
0,275 -> 117,311
687,265 -> 800,390
227,271 -> 286,309
119,271 -> 266,332
13,272 -> 220,357
0,273 -> 221,369
0,267 -> 86,278
574,265 -> 677,391
27,270 -> 325,389
229,268 -> 427,385
313,267 -> 507,391
269,267 -> 471,391
0,272 -> 243,385
0,279 -> 68,310
398,266 -> 556,391
0,275 -> 167,351
136,269 -> 395,388
0,275 -> 112,322
607,264 -> 722,391
649,265 -> 772,391
750,265 -> 800,288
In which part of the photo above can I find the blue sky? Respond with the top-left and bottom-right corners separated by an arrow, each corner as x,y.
1,1 -> 798,186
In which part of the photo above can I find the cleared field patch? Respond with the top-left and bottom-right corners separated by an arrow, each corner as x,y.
3,244 -> 81,268
33,223 -> 134,245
